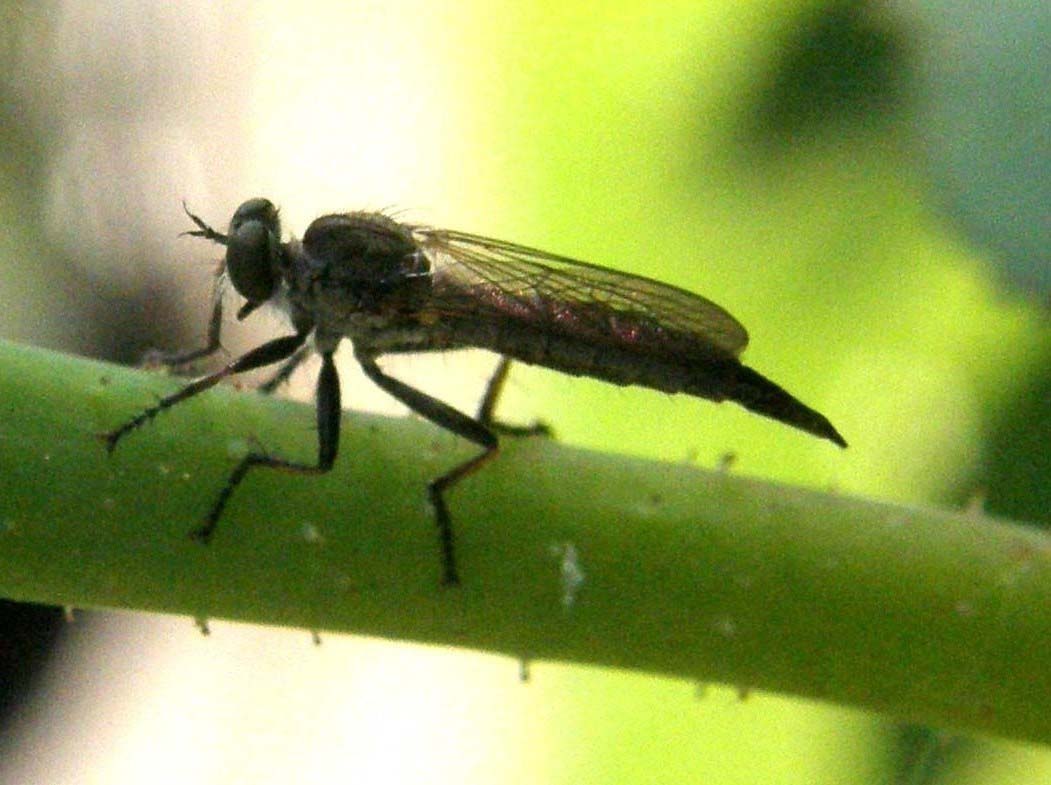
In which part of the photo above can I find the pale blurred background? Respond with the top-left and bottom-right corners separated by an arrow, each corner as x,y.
1,1 -> 1050,783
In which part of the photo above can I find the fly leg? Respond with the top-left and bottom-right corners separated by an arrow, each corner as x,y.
142,271 -> 226,370
142,203 -> 232,370
182,200 -> 230,247
258,344 -> 312,395
476,356 -> 552,437
102,332 -> 333,542
191,350 -> 341,542
103,332 -> 309,451
356,350 -> 498,586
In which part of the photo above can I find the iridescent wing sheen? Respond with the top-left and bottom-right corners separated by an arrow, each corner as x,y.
413,228 -> 749,360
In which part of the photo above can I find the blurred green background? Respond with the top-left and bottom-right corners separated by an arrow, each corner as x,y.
1,0 -> 1050,783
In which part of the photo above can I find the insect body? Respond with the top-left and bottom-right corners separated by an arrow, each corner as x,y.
104,198 -> 846,585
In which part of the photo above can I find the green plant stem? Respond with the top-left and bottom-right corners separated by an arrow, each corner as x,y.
1,339 -> 1049,744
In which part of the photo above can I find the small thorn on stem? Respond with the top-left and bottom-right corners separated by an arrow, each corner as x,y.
188,523 -> 215,545
97,430 -> 122,455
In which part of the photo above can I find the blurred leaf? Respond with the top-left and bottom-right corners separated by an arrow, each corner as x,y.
746,0 -> 905,148
905,1 -> 1051,292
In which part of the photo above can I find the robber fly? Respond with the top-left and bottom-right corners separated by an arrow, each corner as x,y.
103,198 -> 846,585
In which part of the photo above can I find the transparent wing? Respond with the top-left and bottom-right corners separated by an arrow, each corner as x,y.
413,228 -> 749,360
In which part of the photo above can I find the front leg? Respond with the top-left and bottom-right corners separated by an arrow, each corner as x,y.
144,281 -> 226,369
143,202 -> 235,369
103,331 -> 310,453
355,350 -> 497,586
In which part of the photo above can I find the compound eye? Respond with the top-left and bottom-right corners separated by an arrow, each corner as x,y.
225,199 -> 280,304
231,198 -> 279,234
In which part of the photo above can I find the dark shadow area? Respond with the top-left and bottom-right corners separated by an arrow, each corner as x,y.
0,601 -> 66,722
978,340 -> 1051,530
0,4 -> 203,741
743,0 -> 905,150
885,724 -> 975,785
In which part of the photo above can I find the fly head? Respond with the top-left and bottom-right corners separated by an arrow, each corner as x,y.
225,198 -> 282,316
